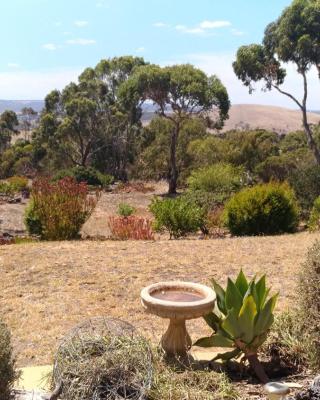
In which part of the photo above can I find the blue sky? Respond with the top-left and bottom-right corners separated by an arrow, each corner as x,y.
0,0 -> 318,108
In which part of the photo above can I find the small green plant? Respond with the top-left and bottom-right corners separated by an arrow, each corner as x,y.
224,182 -> 299,236
24,200 -> 43,236
150,197 -> 204,239
0,320 -> 19,400
118,203 -> 136,217
0,182 -> 14,197
194,270 -> 278,383
308,197 -> 320,231
7,176 -> 28,192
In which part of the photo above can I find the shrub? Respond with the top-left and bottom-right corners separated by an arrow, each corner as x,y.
187,163 -> 245,194
298,241 -> 320,368
195,270 -> 278,383
255,155 -> 297,183
108,216 -> 154,240
224,183 -> 299,236
6,176 -> 28,192
288,164 -> 320,218
149,197 -> 204,239
118,203 -> 135,217
308,197 -> 320,231
54,166 -> 113,188
0,182 -> 14,197
0,320 -> 18,400
25,177 -> 99,241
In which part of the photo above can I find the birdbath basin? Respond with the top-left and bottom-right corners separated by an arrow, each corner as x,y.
141,281 -> 215,356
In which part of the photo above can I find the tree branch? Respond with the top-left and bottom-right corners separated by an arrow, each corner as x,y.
271,84 -> 303,110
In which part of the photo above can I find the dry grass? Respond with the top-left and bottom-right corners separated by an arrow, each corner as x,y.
0,231 -> 319,368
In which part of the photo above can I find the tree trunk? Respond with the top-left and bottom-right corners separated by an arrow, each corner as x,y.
168,123 -> 179,194
246,353 -> 269,384
302,108 -> 320,165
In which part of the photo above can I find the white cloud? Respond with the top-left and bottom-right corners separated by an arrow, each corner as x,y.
8,63 -> 20,69
66,38 -> 96,46
74,20 -> 89,27
135,47 -> 145,53
96,0 -> 110,8
42,43 -> 57,51
153,22 -> 167,28
231,28 -> 245,36
199,20 -> 231,29
0,68 -> 83,99
175,20 -> 232,36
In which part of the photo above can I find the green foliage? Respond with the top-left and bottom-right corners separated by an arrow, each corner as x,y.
308,197 -> 320,232
288,164 -> 320,218
255,155 -> 298,182
188,163 -> 245,194
224,183 -> 299,236
298,241 -> 320,369
0,320 -> 18,400
24,200 -> 43,236
25,177 -> 99,241
195,270 -> 277,382
149,196 -> 204,239
118,203 -> 136,217
7,176 -> 28,192
54,166 -> 113,187
0,182 -> 14,196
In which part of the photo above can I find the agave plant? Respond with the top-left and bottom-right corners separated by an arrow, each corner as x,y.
194,270 -> 278,383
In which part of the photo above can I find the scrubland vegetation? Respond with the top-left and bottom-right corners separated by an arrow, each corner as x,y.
1,0 -> 320,399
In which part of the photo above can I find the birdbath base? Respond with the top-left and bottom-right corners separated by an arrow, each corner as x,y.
161,318 -> 192,356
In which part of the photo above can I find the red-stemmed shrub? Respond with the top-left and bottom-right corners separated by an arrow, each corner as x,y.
108,216 -> 155,240
25,177 -> 99,241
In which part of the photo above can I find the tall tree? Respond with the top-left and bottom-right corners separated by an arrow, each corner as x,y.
0,110 -> 19,152
21,107 -> 37,141
233,0 -> 320,164
36,56 -> 146,177
120,64 -> 230,194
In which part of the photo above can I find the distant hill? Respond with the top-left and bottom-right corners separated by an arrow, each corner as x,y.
1,101 -> 319,134
221,104 -> 320,134
0,100 -> 44,113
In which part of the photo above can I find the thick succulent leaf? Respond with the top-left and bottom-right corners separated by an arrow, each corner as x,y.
211,278 -> 227,315
238,295 -> 257,343
221,308 -> 241,339
255,275 -> 267,309
212,348 -> 241,361
225,278 -> 243,314
203,312 -> 220,332
235,270 -> 249,297
253,294 -> 278,336
194,333 -> 234,348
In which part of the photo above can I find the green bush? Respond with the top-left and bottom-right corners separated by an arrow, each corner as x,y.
7,176 -> 28,192
288,164 -> 320,218
308,197 -> 320,231
118,203 -> 136,217
24,200 -> 43,236
187,163 -> 245,194
0,182 -> 14,197
54,166 -> 113,187
0,320 -> 18,400
224,183 -> 299,236
150,197 -> 204,239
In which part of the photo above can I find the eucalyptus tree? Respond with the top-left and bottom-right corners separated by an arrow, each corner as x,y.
0,110 -> 19,152
36,56 -> 146,177
119,64 -> 230,194
233,0 -> 320,164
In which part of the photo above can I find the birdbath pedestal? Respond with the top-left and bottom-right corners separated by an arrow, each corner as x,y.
141,281 -> 216,357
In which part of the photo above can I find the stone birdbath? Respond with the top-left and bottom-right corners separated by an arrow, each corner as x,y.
141,281 -> 215,356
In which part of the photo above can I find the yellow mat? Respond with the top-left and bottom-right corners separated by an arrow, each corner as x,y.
16,365 -> 52,391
